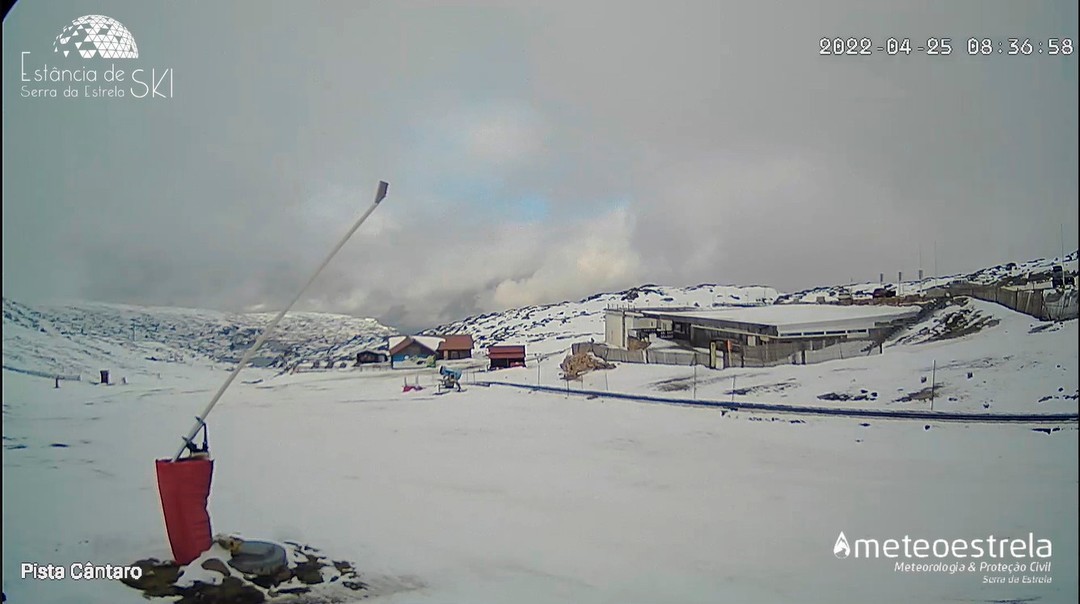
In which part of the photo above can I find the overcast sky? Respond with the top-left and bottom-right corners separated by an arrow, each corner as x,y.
3,1 -> 1077,332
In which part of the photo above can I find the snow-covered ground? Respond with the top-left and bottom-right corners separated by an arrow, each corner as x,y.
2,254 -> 1078,603
2,364 -> 1076,604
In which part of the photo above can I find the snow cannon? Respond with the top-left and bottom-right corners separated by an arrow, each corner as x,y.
157,180 -> 391,568
439,366 -> 462,391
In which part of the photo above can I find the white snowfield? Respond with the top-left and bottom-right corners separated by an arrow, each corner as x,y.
1,362 -> 1076,604
2,257 -> 1078,603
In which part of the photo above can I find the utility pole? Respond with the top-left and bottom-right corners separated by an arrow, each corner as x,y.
930,360 -> 936,411
934,240 -> 939,278
1061,223 -> 1066,261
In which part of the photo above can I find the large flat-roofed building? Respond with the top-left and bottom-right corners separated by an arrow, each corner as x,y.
605,304 -> 921,368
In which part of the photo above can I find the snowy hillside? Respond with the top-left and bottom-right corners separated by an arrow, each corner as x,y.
776,250 -> 1079,304
477,296 -> 1077,416
423,284 -> 778,356
1,298 -> 397,380
2,260 -> 1077,604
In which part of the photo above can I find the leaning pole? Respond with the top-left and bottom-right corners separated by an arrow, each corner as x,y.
155,181 -> 390,565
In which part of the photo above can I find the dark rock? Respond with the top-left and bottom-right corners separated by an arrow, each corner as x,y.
249,567 -> 293,589
274,586 -> 312,595
294,556 -> 325,585
177,576 -> 265,604
120,559 -> 181,598
201,558 -> 231,577
121,543 -> 368,603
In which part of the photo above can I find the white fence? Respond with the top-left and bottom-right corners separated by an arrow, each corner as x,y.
645,349 -> 711,366
802,340 -> 880,365
291,362 -> 391,374
573,342 -> 710,367
1044,290 -> 1079,322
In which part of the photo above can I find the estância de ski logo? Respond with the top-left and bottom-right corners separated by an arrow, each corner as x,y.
54,15 -> 138,59
20,13 -> 173,100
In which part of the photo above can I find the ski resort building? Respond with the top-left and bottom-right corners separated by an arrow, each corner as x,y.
355,350 -> 388,365
388,335 -> 442,367
388,334 -> 474,367
487,345 -> 526,369
437,334 -> 474,360
604,304 -> 921,368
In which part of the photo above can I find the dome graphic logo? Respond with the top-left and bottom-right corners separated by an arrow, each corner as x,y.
53,15 -> 138,59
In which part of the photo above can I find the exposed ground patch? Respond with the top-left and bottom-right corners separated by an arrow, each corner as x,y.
121,539 -> 420,603
818,389 -> 879,402
894,299 -> 1000,345
894,386 -> 941,403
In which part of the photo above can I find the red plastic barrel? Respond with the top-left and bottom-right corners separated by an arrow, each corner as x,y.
155,458 -> 214,565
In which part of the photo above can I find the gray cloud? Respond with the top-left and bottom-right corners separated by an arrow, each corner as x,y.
3,1 -> 1077,332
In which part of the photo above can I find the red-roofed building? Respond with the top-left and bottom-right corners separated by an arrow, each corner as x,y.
488,345 -> 526,369
437,334 -> 474,360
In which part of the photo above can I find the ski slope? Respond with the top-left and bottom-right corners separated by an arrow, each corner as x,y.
2,252 -> 1077,603
2,364 -> 1076,604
